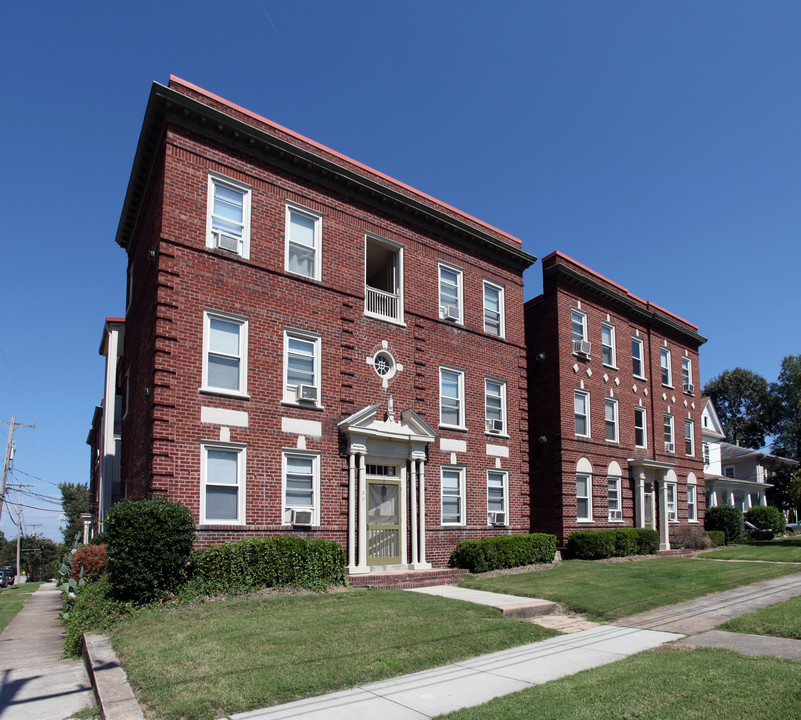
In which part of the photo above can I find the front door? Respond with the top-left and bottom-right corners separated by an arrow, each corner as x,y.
643,482 -> 655,530
367,471 -> 400,565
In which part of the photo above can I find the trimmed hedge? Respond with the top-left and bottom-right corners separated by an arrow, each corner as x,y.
708,530 -> 726,547
71,544 -> 108,580
705,505 -> 743,544
745,505 -> 786,535
62,577 -> 132,657
450,533 -> 557,573
191,536 -> 346,593
568,528 -> 657,560
106,496 -> 196,603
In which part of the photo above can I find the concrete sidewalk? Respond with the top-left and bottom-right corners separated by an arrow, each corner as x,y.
0,583 -> 95,720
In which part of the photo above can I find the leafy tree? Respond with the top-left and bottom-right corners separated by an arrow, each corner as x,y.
0,535 -> 60,581
788,470 -> 801,520
703,368 -> 774,449
59,482 -> 91,546
771,355 -> 801,461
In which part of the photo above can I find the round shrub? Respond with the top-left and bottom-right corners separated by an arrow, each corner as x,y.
745,506 -> 785,535
707,530 -> 726,547
106,496 -> 196,603
71,544 -> 108,580
634,528 -> 660,555
450,534 -> 556,573
567,530 -> 615,559
612,528 -> 640,557
705,505 -> 743,544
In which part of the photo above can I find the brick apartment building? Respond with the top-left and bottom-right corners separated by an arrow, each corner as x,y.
100,77 -> 536,573
525,252 -> 707,550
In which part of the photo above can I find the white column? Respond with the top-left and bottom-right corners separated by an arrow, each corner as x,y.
416,459 -> 431,569
634,472 -> 645,528
347,451 -> 356,570
410,459 -> 418,566
354,452 -> 369,573
659,479 -> 670,551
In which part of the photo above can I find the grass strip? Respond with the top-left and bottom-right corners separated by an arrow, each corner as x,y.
459,558 -> 801,620
700,536 -> 801,562
112,589 -> 557,720
720,595 -> 801,639
437,646 -> 801,719
0,583 -> 42,633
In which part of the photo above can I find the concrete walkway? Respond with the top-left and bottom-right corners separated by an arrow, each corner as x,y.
407,585 -> 557,618
0,583 -> 95,720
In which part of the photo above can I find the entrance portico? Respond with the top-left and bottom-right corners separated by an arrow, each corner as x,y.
339,403 -> 437,575
629,458 -> 676,551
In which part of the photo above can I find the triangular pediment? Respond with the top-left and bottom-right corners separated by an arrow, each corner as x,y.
338,404 -> 436,443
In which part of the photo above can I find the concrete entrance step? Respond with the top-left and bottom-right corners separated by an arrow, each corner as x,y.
407,585 -> 558,618
348,568 -> 467,590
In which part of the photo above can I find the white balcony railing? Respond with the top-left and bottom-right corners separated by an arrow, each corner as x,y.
366,286 -> 401,322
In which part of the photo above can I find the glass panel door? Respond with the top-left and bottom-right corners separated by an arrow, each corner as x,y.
367,478 -> 400,564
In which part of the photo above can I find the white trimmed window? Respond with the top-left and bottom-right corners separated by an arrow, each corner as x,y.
682,356 -> 693,394
572,309 -> 587,343
439,263 -> 463,323
664,414 -> 675,453
632,337 -> 645,378
667,483 -> 677,522
440,367 -> 465,429
283,329 -> 321,406
485,379 -> 507,435
487,470 -> 508,525
483,281 -> 505,337
608,477 -> 622,521
687,483 -> 697,522
577,473 -> 592,522
286,203 -> 322,280
574,390 -> 590,437
601,323 -> 616,367
703,442 -> 710,465
282,451 -> 320,525
201,443 -> 246,524
634,406 -> 647,448
207,174 -> 251,258
684,419 -> 694,456
365,234 -> 404,324
202,310 -> 248,397
441,466 -> 465,525
660,347 -> 672,386
604,398 -> 619,443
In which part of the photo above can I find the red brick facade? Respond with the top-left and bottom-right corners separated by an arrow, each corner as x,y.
114,78 -> 535,569
526,252 -> 706,547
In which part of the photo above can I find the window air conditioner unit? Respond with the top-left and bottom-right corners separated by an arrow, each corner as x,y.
488,511 -> 506,526
213,230 -> 239,253
296,385 -> 318,403
684,382 -> 694,394
486,419 -> 504,433
668,510 -> 677,522
573,340 -> 591,356
665,442 -> 675,453
291,509 -> 313,526
609,510 -> 623,521
442,305 -> 460,321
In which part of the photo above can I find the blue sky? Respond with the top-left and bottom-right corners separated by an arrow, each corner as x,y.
1,2 -> 799,542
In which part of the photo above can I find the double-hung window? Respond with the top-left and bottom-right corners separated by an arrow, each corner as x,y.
601,323 -> 616,367
604,398 -> 619,442
207,174 -> 251,258
439,263 -> 463,322
664,414 -> 675,453
283,451 -> 319,525
283,329 -> 321,406
441,467 -> 465,525
201,443 -> 246,524
632,337 -> 645,378
682,357 -> 693,394
687,484 -> 697,522
660,347 -> 672,386
574,390 -> 590,437
608,477 -> 622,521
703,442 -> 710,466
667,483 -> 677,522
485,379 -> 506,434
286,203 -> 322,280
483,281 -> 504,337
487,470 -> 508,524
202,310 -> 248,397
577,473 -> 592,521
571,308 -> 588,349
440,367 -> 465,429
684,419 -> 694,456
634,406 -> 647,448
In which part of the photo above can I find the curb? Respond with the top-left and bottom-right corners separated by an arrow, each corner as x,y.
83,632 -> 144,720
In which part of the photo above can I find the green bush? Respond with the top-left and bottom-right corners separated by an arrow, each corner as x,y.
89,531 -> 110,546
106,496 -> 196,603
62,577 -> 133,657
705,505 -> 743,544
634,528 -> 660,555
750,528 -> 775,541
567,530 -> 616,559
191,536 -> 346,593
745,506 -> 786,535
612,528 -> 640,557
450,533 -> 557,573
707,530 -> 726,547
669,525 -> 712,550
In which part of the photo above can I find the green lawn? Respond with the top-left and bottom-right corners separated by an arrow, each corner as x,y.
720,595 -> 801,639
111,589 -> 557,720
700,535 -> 801,562
459,558 -> 801,620
0,582 -> 42,633
436,646 -> 801,720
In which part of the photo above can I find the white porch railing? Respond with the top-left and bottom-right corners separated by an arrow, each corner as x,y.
365,286 -> 401,321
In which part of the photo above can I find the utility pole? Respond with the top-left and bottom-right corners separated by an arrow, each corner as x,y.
11,483 -> 32,585
0,417 -> 36,524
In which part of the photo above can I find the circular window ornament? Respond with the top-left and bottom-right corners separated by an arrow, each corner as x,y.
367,342 -> 403,388
374,352 -> 393,377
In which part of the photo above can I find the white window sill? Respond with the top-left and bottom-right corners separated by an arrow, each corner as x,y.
602,364 -> 619,372
605,439 -> 620,445
662,384 -> 675,390
635,445 -> 648,450
441,522 -> 465,527
285,268 -> 321,283
198,521 -> 246,528
576,519 -> 595,524
633,374 -> 647,381
281,400 -> 325,412
199,387 -> 251,400
575,434 -> 592,439
607,519 -> 624,523
485,331 -> 505,339
439,424 -> 468,433
363,311 -> 406,327
688,520 -> 699,524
